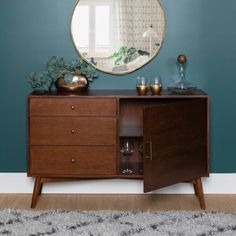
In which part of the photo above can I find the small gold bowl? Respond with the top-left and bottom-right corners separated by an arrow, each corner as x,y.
55,72 -> 88,93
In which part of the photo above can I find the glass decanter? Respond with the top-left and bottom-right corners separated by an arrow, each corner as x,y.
168,54 -> 196,92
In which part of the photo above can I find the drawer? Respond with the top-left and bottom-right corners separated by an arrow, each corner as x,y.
29,146 -> 116,176
30,117 -> 116,145
29,98 -> 116,117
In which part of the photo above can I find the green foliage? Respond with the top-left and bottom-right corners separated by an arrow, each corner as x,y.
28,56 -> 98,89
137,49 -> 150,56
28,72 -> 51,89
109,47 -> 149,65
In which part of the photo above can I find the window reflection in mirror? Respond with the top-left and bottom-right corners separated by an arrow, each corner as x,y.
71,0 -> 165,74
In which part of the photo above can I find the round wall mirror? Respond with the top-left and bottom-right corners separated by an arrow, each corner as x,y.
71,0 -> 165,75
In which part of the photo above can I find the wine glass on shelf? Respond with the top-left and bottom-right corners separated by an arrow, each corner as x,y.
120,138 -> 134,174
138,142 -> 144,156
138,141 -> 144,174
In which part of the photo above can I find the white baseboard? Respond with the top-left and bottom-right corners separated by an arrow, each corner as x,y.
0,173 -> 235,194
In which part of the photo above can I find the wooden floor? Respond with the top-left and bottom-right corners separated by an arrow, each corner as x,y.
0,194 -> 235,211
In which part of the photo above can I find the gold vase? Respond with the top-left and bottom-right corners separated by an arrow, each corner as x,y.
55,72 -> 89,93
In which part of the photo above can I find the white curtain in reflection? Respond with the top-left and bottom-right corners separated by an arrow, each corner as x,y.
111,0 -> 164,55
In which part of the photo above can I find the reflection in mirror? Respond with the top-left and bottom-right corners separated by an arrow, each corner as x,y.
71,0 -> 165,74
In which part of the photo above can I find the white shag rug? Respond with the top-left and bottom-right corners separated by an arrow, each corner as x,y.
0,209 -> 236,235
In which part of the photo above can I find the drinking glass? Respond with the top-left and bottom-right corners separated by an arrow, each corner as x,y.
120,138 -> 134,174
136,76 -> 149,95
138,142 -> 144,156
138,141 -> 144,174
150,76 -> 162,95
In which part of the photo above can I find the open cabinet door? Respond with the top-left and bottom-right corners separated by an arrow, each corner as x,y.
143,98 -> 208,193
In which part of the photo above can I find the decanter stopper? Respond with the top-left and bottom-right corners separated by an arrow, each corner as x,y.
177,54 -> 187,64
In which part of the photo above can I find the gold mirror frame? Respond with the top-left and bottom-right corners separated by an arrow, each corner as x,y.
70,0 -> 166,75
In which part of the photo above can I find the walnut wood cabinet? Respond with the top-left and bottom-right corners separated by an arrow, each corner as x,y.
28,90 -> 210,209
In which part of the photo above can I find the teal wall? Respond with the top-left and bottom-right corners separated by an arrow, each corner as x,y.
0,0 -> 236,172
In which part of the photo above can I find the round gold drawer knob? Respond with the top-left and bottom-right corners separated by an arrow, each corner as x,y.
71,105 -> 75,110
71,129 -> 76,134
71,158 -> 75,163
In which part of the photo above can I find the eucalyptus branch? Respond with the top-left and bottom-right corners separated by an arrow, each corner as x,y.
28,56 -> 98,90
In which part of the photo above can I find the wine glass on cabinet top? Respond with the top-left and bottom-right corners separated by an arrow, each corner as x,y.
136,76 -> 149,95
150,75 -> 162,95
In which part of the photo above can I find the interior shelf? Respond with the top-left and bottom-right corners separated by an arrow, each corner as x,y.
119,161 -> 143,175
119,126 -> 143,137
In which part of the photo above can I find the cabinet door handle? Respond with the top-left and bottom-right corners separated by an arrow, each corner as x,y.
145,140 -> 153,161
71,158 -> 76,163
71,105 -> 75,110
71,129 -> 76,134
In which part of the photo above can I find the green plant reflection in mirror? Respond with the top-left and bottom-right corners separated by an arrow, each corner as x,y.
71,0 -> 165,75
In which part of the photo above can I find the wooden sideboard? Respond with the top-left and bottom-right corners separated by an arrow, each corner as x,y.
28,90 -> 210,209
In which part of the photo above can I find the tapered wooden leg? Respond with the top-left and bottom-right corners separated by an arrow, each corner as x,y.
192,180 -> 198,196
38,183 -> 43,196
193,178 -> 206,210
31,177 -> 42,208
